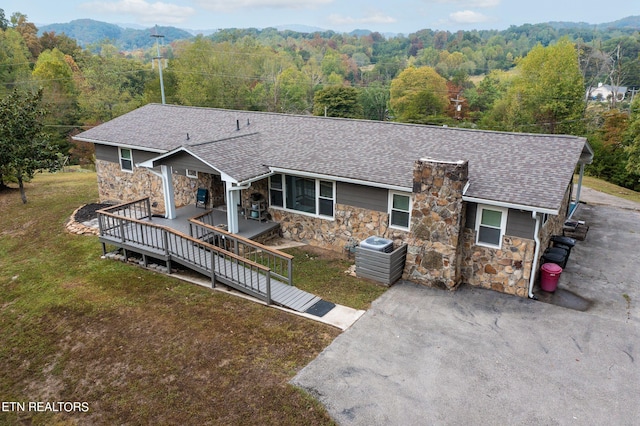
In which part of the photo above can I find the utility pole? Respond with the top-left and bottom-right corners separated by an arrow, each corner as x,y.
152,25 -> 166,105
450,94 -> 463,120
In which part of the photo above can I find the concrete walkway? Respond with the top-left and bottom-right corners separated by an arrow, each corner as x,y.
292,192 -> 640,425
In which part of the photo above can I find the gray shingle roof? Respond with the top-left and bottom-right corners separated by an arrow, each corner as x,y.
74,103 -> 590,212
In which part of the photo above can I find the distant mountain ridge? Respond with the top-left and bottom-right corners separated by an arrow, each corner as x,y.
38,19 -> 193,49
38,15 -> 639,51
547,15 -> 640,30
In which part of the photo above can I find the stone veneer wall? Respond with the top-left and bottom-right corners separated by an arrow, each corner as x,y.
540,184 -> 572,250
246,178 -> 408,252
403,159 -> 468,290
232,173 -> 570,298
96,160 -> 219,215
461,231 -> 535,297
271,203 -> 397,251
460,184 -> 572,298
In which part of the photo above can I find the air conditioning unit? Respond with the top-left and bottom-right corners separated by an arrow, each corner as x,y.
359,236 -> 394,253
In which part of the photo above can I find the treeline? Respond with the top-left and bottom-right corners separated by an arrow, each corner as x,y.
1,9 -> 640,190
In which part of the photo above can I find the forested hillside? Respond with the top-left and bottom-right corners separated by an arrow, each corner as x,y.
38,19 -> 193,50
2,8 -> 640,190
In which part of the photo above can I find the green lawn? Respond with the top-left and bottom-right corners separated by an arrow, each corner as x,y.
0,171 -> 383,425
579,175 -> 640,204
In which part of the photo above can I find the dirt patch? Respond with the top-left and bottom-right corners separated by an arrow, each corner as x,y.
0,186 -> 19,208
294,244 -> 348,261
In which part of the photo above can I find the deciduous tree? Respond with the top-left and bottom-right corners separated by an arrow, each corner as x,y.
312,86 -> 362,118
389,66 -> 449,123
625,97 -> 640,182
489,38 -> 585,134
0,89 -> 62,202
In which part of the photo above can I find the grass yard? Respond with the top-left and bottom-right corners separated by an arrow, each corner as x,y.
578,175 -> 640,204
0,171 -> 383,425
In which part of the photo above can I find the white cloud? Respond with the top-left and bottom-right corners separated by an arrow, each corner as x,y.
195,0 -> 334,12
449,9 -> 491,24
467,0 -> 500,7
429,0 -> 500,8
328,12 -> 397,26
81,0 -> 195,24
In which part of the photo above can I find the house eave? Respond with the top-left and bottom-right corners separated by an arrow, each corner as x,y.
579,141 -> 595,165
462,195 -> 559,216
71,137 -> 167,154
268,167 -> 413,192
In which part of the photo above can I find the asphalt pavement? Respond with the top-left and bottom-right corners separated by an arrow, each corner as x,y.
292,191 -> 640,425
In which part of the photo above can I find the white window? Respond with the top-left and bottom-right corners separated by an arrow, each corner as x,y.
286,175 -> 316,214
318,180 -> 335,217
475,205 -> 508,248
119,148 -> 133,172
269,174 -> 284,207
186,169 -> 198,179
269,173 -> 335,218
389,192 -> 411,230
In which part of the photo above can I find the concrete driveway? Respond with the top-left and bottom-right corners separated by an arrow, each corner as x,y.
292,198 -> 640,425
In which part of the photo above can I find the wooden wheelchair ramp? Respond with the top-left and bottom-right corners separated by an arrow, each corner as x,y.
97,200 -> 322,313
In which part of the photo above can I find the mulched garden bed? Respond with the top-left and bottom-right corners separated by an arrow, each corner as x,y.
74,203 -> 114,223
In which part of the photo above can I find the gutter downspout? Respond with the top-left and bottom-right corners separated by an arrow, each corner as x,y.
528,211 -> 542,300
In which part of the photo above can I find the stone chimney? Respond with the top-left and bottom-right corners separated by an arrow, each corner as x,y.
404,158 -> 468,290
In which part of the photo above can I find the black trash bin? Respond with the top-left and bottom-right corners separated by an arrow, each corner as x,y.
551,235 -> 576,256
542,247 -> 568,269
551,235 -> 576,247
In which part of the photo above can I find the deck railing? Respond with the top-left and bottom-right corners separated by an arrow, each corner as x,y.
97,199 -> 273,304
189,211 -> 294,286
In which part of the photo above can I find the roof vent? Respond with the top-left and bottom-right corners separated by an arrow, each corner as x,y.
236,119 -> 240,131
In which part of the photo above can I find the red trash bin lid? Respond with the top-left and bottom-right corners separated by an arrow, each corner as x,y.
541,263 -> 563,273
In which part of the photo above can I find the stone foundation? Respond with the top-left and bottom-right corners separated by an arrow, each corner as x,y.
271,203 -> 401,253
461,230 -> 535,297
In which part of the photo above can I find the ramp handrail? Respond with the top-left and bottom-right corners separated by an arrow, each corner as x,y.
189,211 -> 293,286
97,203 -> 272,304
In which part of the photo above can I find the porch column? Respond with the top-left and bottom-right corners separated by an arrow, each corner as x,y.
161,165 -> 176,220
226,186 -> 241,234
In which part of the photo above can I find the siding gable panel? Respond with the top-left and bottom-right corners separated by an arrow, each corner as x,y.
506,209 -> 536,239
336,182 -> 388,212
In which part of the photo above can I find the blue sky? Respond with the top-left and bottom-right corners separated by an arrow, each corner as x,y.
3,0 -> 638,34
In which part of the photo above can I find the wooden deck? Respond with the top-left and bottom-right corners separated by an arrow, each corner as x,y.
97,199 -> 320,313
151,204 -> 280,241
